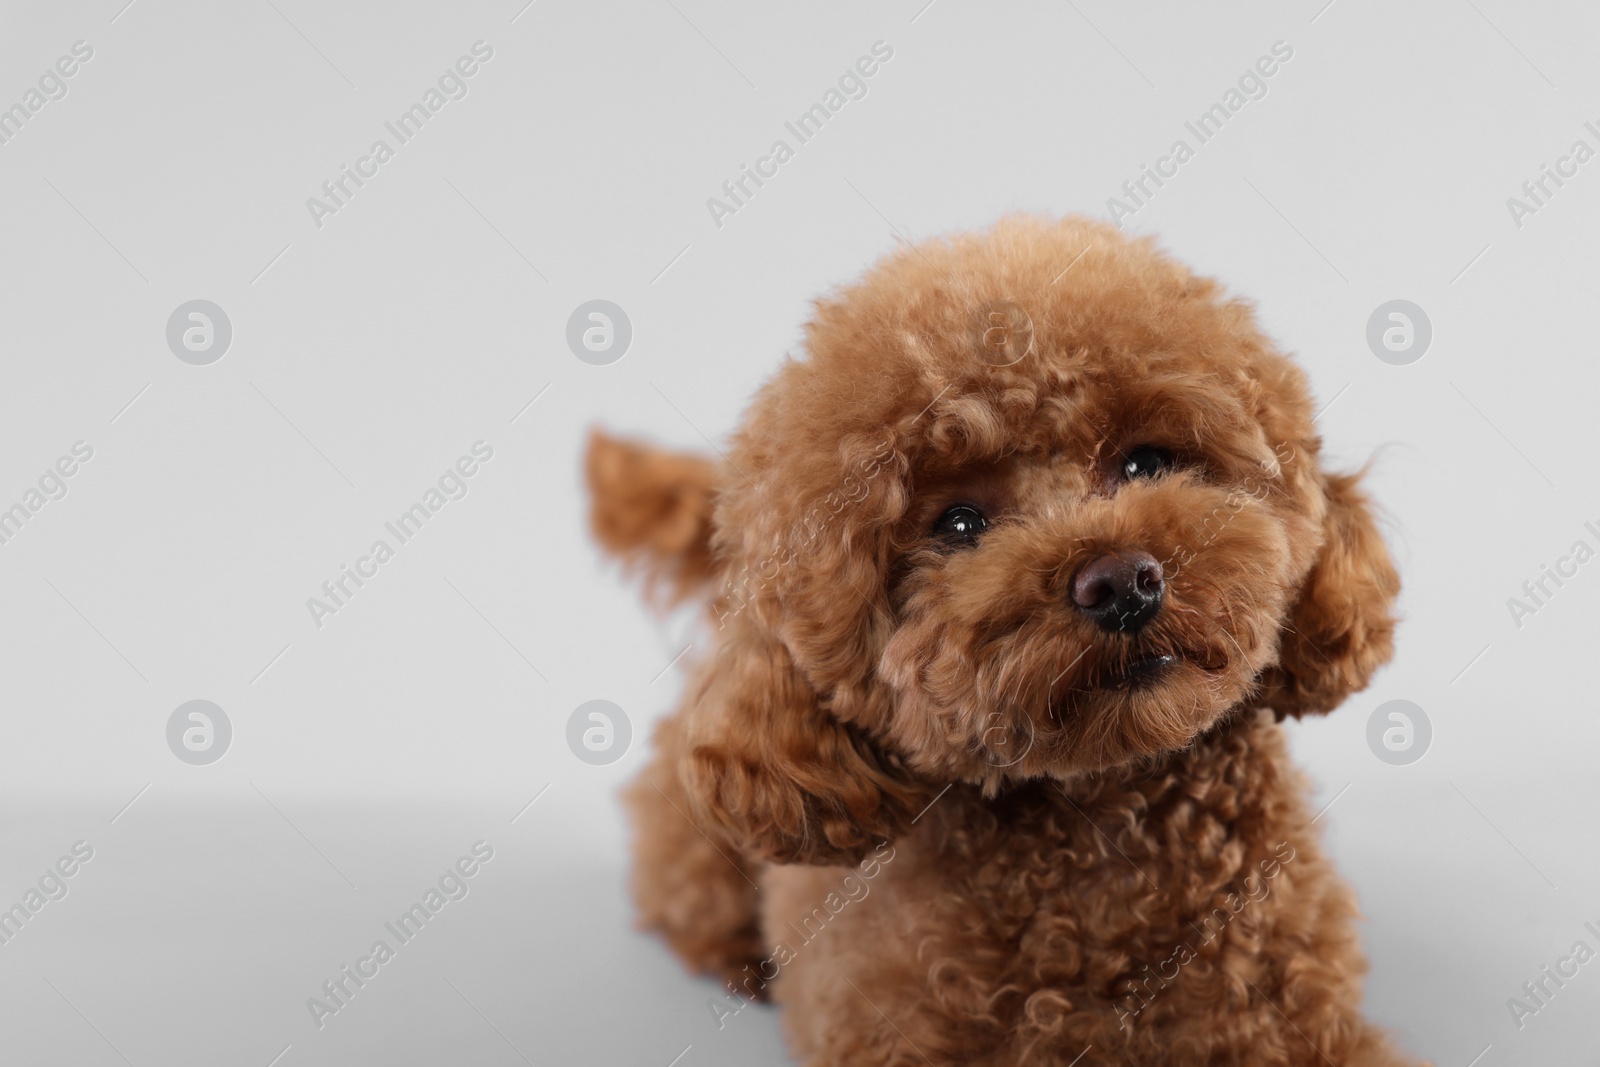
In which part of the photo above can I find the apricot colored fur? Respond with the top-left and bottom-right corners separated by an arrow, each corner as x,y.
590,217 -> 1419,1065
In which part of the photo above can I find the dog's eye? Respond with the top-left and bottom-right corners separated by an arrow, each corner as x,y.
932,505 -> 987,547
1120,446 -> 1173,481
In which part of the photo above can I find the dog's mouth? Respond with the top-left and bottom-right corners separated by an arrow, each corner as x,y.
1112,652 -> 1180,689
1081,643 -> 1227,693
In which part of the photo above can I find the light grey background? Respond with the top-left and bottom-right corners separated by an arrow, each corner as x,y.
0,0 -> 1594,1063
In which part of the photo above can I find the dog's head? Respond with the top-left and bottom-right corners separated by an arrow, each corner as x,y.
683,216 -> 1398,864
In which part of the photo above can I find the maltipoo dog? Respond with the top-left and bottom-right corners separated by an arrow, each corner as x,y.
587,216 -> 1419,1066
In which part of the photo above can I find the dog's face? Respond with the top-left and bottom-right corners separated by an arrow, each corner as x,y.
694,217 -> 1398,863
877,362 -> 1312,786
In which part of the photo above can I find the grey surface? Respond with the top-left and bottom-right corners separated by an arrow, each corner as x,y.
0,0 -> 1596,1063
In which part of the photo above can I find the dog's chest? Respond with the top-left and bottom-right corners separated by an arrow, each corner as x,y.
762,715 -> 1308,1016
893,739 -> 1297,988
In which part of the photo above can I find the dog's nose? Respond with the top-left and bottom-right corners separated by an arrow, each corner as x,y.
1072,550 -> 1164,633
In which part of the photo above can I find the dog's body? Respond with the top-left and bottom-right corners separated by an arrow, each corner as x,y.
762,714 -> 1385,1065
590,217 -> 1422,1065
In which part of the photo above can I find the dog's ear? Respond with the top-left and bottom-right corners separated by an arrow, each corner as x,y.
1260,469 -> 1400,719
585,429 -> 718,605
680,619 -> 931,866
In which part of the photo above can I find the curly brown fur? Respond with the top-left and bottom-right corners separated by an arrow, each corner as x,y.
586,428 -> 719,605
590,216 -> 1419,1065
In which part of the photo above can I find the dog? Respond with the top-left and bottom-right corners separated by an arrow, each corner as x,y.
586,216 -> 1420,1065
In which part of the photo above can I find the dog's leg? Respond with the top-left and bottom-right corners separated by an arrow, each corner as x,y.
624,710 -> 766,992
588,432 -> 766,982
